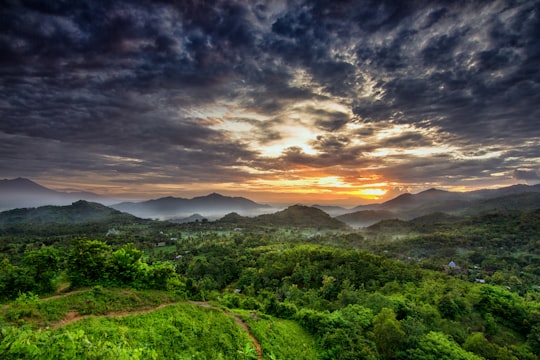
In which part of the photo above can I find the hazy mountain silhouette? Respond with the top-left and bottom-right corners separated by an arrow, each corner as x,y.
112,193 -> 272,219
312,205 -> 351,216
3,178 -> 539,222
344,184 -> 540,220
336,210 -> 397,228
0,178 -> 110,210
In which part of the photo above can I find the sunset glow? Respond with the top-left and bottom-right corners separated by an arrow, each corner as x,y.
1,1 -> 538,206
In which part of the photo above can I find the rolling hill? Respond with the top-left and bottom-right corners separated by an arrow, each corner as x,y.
0,200 -> 138,226
216,205 -> 349,230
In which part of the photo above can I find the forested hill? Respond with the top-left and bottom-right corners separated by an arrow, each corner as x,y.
216,205 -> 349,230
1,205 -> 539,358
365,208 -> 540,234
359,208 -> 540,294
0,200 -> 138,225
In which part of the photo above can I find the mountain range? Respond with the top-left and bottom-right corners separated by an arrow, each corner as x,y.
112,193 -> 272,219
0,177 -> 110,210
0,178 -> 271,219
0,201 -> 347,230
1,178 -> 539,225
337,185 -> 540,227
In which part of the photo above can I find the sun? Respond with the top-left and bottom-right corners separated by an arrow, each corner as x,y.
349,188 -> 388,200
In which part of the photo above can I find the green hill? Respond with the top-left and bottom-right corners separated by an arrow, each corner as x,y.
216,205 -> 349,230
257,205 -> 348,229
0,200 -> 138,226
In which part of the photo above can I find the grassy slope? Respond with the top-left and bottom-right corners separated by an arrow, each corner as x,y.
1,288 -> 182,327
236,310 -> 321,360
0,289 -> 321,359
59,302 -> 255,359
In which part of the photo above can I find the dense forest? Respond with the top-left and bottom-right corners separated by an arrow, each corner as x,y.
1,203 -> 539,359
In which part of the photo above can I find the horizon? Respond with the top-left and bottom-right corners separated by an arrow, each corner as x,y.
2,176 -> 538,209
1,1 -> 539,206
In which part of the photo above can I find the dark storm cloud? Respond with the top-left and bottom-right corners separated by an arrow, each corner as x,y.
351,1 -> 540,145
279,146 -> 359,169
378,132 -> 432,148
309,108 -> 350,131
379,154 -> 508,185
1,0 -> 539,191
513,170 -> 539,181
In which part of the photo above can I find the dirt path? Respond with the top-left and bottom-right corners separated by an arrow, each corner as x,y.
190,301 -> 263,360
51,303 -> 174,328
228,311 -> 263,360
41,289 -> 86,302
48,298 -> 263,359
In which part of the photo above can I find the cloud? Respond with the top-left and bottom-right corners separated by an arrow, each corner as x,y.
513,170 -> 539,181
0,0 -> 539,200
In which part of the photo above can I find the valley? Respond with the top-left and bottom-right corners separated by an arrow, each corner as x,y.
1,180 -> 539,359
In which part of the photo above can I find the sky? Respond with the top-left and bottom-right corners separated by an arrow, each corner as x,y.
1,0 -> 539,206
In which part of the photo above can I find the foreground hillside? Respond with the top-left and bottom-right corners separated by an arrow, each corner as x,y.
0,287 -> 320,359
1,204 -> 539,358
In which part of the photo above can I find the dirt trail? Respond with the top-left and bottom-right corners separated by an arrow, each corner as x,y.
47,297 -> 263,359
41,289 -> 86,301
51,303 -> 173,328
190,301 -> 263,360
228,311 -> 263,360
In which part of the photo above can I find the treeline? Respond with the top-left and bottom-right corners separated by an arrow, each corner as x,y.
0,239 -> 180,301
361,209 -> 540,293
174,238 -> 540,359
1,224 -> 540,358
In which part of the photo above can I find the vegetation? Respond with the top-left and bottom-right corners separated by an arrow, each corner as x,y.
1,302 -> 255,359
238,311 -> 321,359
1,203 -> 539,358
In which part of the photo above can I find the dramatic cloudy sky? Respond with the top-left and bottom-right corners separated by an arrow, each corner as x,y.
1,0 -> 539,205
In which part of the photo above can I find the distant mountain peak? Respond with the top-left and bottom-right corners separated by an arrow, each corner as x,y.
0,178 -> 111,211
112,192 -> 269,219
0,177 -> 58,195
420,188 -> 447,193
1,177 -> 50,189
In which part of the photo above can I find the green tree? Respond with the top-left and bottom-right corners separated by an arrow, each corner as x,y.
67,239 -> 111,287
528,323 -> 540,354
437,293 -> 466,320
463,332 -> 516,360
23,247 -> 61,294
143,262 -> 176,290
108,244 -> 144,285
408,331 -> 482,360
372,307 -> 405,359
0,258 -> 34,300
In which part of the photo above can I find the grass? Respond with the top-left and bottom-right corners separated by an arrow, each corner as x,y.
232,309 -> 321,360
1,302 -> 258,359
1,287 -> 183,327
